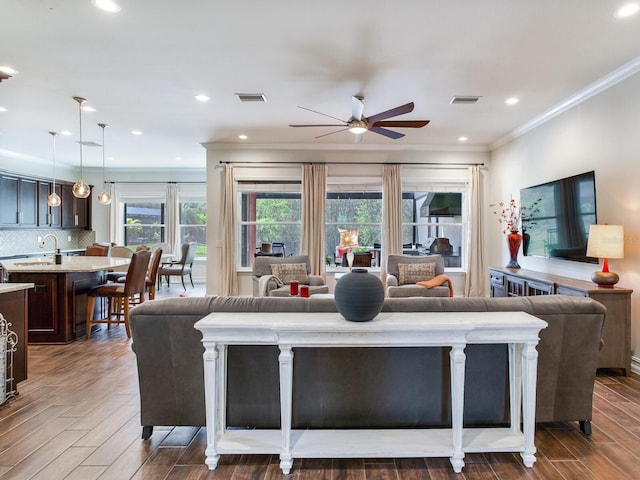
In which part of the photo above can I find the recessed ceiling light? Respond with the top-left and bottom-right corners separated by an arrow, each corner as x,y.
175,157 -> 182,161
505,97 -> 520,105
194,94 -> 210,102
458,136 -> 468,142
0,107 -> 7,112
131,130 -> 143,135
617,2 -> 639,17
93,0 -> 121,13
238,134 -> 248,140
107,156 -> 115,161
60,130 -> 72,136
0,66 -> 18,76
81,105 -> 96,112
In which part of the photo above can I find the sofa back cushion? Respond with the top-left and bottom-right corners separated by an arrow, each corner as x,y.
253,255 -> 311,277
387,254 -> 444,280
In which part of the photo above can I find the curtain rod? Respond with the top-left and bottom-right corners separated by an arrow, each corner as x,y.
217,161 -> 484,167
106,181 -> 206,184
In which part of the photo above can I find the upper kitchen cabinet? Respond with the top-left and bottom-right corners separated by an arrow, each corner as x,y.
61,183 -> 91,229
38,181 -> 62,228
0,174 -> 38,228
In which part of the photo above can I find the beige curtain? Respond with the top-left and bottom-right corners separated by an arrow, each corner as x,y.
464,165 -> 486,297
108,182 -> 118,244
381,164 -> 403,287
220,164 -> 238,295
301,164 -> 327,278
165,183 -> 179,257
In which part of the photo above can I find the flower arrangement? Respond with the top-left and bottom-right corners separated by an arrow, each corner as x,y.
490,196 -> 523,234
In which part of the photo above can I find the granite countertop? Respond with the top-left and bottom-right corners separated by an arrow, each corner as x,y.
1,256 -> 130,273
0,283 -> 35,294
0,249 -> 87,260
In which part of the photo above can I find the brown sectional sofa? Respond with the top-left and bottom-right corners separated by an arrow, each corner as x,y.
129,295 -> 606,440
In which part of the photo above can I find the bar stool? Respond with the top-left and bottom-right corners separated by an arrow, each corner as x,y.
86,250 -> 151,339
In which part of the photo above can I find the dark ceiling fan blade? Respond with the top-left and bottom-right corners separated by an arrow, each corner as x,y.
352,96 -> 364,120
365,102 -> 415,124
369,126 -> 405,139
371,120 -> 430,128
315,127 -> 350,139
297,105 -> 346,123
289,124 -> 346,127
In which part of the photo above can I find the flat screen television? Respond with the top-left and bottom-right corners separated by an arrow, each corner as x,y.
519,171 -> 598,264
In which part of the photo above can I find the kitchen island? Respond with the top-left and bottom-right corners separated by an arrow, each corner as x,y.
2,256 -> 129,344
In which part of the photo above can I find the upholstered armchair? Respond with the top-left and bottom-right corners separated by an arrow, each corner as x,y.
252,255 -> 329,297
386,254 -> 451,298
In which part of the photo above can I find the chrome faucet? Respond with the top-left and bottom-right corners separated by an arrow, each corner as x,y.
39,233 -> 62,264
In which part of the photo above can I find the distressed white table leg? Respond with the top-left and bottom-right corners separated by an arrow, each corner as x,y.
450,343 -> 466,473
520,341 -> 539,467
202,341 -> 220,470
279,345 -> 294,474
508,343 -> 522,433
218,345 -> 227,434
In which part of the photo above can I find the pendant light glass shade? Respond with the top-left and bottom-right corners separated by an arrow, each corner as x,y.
97,122 -> 112,205
72,96 -> 91,199
47,131 -> 62,207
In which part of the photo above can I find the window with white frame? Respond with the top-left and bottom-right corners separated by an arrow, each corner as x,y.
123,201 -> 165,249
402,185 -> 466,268
326,181 -> 382,266
238,182 -> 301,268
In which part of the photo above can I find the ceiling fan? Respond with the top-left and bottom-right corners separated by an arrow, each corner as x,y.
289,96 -> 430,143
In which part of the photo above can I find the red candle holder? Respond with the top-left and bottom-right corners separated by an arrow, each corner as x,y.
289,280 -> 299,296
300,285 -> 310,298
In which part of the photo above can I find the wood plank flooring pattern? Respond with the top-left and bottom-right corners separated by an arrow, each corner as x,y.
1,284 -> 640,479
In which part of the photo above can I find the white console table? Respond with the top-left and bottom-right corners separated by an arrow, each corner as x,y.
194,311 -> 547,474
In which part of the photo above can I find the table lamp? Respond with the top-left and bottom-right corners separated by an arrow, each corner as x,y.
586,224 -> 624,287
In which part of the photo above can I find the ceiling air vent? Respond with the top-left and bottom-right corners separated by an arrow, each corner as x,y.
235,93 -> 267,102
76,141 -> 101,147
450,96 -> 481,105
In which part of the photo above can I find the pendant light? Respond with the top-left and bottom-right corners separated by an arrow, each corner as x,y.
72,96 -> 91,199
97,123 -> 112,205
47,131 -> 62,207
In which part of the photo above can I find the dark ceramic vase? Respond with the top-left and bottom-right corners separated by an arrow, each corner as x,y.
334,268 -> 385,322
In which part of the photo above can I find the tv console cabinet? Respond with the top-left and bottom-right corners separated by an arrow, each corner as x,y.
489,267 -> 632,375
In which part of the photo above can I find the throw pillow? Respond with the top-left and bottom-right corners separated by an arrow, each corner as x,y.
338,228 -> 360,247
270,263 -> 309,285
397,262 -> 436,285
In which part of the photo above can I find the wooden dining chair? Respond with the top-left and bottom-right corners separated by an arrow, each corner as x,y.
86,250 -> 151,339
85,244 -> 110,256
111,247 -> 163,301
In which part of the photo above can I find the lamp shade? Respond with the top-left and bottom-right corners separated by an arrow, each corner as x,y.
586,225 -> 624,259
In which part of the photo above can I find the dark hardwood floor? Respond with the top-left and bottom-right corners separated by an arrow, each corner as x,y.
1,283 -> 640,479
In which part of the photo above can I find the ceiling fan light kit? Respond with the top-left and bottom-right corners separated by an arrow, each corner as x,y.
290,96 -> 430,142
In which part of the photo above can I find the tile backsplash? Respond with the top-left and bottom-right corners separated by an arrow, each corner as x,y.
0,229 -> 96,257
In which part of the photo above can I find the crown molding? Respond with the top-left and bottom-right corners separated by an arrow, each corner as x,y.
491,56 -> 640,150
202,142 -> 489,153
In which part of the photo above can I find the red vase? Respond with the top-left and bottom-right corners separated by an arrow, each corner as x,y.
506,231 -> 522,269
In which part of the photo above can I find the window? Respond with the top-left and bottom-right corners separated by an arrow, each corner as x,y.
326,186 -> 382,266
123,201 -> 165,249
180,201 -> 207,256
402,189 -> 465,268
238,182 -> 301,268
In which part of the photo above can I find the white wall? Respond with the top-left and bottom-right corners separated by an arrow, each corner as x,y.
489,72 -> 640,367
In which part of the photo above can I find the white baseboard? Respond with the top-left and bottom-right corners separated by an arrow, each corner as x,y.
631,355 -> 640,375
